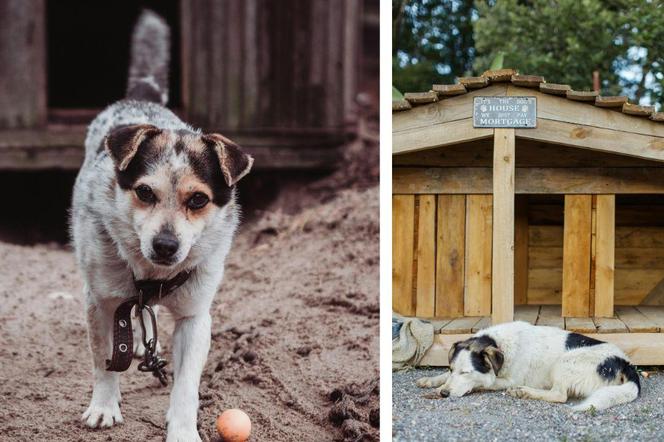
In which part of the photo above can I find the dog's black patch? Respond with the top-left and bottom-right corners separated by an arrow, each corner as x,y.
565,333 -> 604,350
597,356 -> 641,394
470,351 -> 492,374
188,143 -> 232,207
116,136 -> 161,190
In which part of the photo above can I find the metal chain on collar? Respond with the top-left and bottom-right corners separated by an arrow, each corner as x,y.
136,288 -> 169,386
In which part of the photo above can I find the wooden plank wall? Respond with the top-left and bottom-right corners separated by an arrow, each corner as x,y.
0,0 -> 46,129
181,0 -> 358,134
392,194 -> 493,318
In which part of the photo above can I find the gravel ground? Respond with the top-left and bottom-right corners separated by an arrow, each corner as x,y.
393,368 -> 664,441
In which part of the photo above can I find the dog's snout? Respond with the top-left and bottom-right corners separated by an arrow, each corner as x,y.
152,231 -> 179,259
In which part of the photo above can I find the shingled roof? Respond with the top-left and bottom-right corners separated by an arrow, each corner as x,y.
393,68 -> 664,122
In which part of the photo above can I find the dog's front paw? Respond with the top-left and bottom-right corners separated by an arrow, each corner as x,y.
506,386 -> 528,399
166,424 -> 202,442
82,400 -> 123,428
416,377 -> 435,388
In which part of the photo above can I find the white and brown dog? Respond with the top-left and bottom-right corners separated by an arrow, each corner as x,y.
71,11 -> 252,441
416,321 -> 640,411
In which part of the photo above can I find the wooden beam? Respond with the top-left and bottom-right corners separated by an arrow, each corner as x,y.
393,118 -> 494,155
415,195 -> 436,317
393,167 -> 664,194
594,195 -> 615,317
516,118 -> 664,163
464,195 -> 493,316
562,195 -> 592,317
492,129 -> 516,324
392,195 -> 415,315
435,195 -> 465,317
419,332 -> 664,366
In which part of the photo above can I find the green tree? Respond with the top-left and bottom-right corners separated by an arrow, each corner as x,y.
393,0 -> 476,93
474,0 -> 664,107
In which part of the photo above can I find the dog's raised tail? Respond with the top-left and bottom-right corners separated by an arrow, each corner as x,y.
126,9 -> 170,105
572,364 -> 641,412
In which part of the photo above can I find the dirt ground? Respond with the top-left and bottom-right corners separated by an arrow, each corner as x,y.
0,126 -> 379,441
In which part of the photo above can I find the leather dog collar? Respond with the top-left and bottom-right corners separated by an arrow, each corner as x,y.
106,269 -> 193,385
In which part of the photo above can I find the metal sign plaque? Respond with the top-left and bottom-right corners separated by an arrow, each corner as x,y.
473,96 -> 537,128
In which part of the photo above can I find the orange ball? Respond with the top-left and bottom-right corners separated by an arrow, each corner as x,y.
216,409 -> 251,442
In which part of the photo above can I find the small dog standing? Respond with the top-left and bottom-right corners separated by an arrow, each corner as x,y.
416,321 -> 640,411
71,11 -> 252,441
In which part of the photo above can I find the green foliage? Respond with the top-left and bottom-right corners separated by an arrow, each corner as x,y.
393,0 -> 664,108
474,0 -> 664,107
393,0 -> 476,92
393,86 -> 404,100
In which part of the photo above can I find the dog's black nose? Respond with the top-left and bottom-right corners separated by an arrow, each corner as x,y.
152,232 -> 179,259
439,390 -> 449,398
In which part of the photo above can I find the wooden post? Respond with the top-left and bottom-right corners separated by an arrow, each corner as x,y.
492,128 -> 515,324
0,0 -> 46,129
594,195 -> 615,317
562,195 -> 592,317
392,195 -> 415,315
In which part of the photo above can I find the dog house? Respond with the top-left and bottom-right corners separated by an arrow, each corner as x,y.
392,69 -> 664,365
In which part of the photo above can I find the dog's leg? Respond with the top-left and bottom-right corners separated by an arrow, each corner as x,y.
82,298 -> 123,428
416,372 -> 450,388
481,378 -> 516,391
507,385 -> 568,403
166,312 -> 211,442
133,305 -> 162,357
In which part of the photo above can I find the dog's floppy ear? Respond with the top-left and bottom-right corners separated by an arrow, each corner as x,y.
483,346 -> 504,374
203,133 -> 254,187
448,342 -> 462,364
105,124 -> 161,171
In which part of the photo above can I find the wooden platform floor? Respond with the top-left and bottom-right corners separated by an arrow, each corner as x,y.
433,305 -> 664,334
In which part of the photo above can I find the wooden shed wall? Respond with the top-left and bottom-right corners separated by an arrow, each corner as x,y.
181,0 -> 359,136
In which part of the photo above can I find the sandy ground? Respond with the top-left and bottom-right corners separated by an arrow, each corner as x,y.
393,368 -> 664,441
0,134 -> 379,441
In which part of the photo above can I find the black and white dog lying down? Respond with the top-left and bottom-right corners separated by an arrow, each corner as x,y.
416,321 -> 640,411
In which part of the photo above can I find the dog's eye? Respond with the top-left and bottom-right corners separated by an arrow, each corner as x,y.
135,184 -> 156,203
187,192 -> 209,210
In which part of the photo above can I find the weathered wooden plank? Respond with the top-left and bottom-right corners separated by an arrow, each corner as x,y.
636,307 -> 664,329
435,195 -> 465,318
404,91 -> 438,105
539,83 -> 571,96
420,333 -> 664,366
562,195 -> 592,317
537,305 -> 564,328
0,0 -> 46,129
392,100 -> 412,111
594,195 -> 615,317
482,69 -> 518,82
393,167 -> 664,194
515,196 -> 529,305
464,195 -> 493,316
472,316 -> 492,332
415,195 -> 436,317
566,90 -> 599,101
459,76 -> 489,89
492,128 -> 515,324
515,118 -> 664,163
595,96 -> 628,108
594,316 -> 628,333
514,305 -> 540,324
622,102 -> 654,117
511,75 -> 545,88
565,317 -> 597,333
393,118 -> 495,155
392,195 -> 415,316
615,306 -> 660,333
432,83 -> 467,97
439,317 -> 482,334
